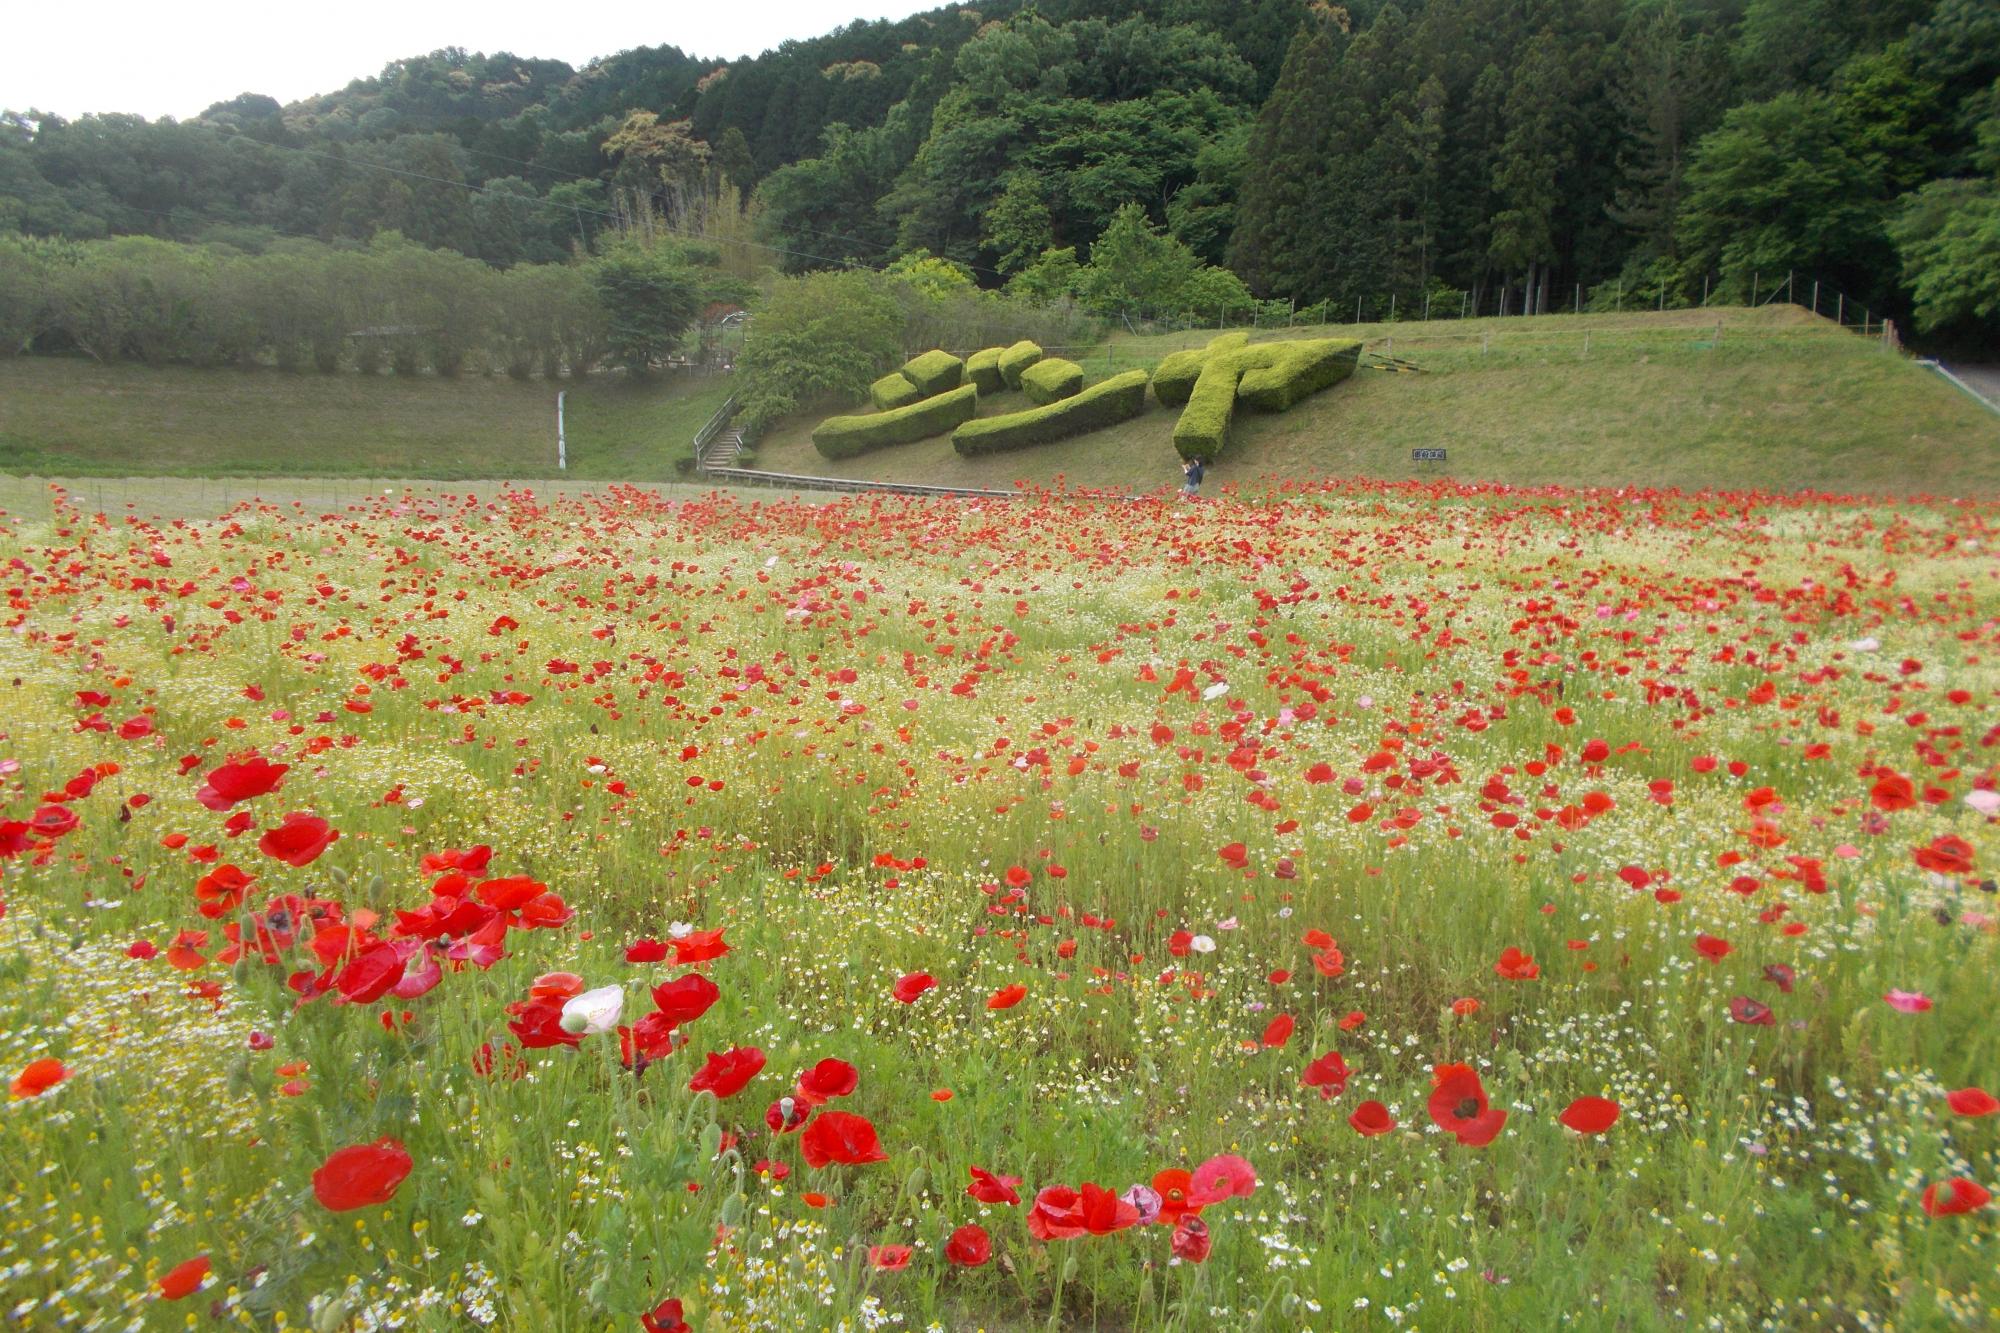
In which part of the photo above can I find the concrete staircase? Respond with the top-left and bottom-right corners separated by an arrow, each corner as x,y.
702,425 -> 746,466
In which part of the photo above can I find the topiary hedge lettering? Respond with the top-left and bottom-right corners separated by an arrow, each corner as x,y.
965,346 -> 1006,395
870,371 -> 924,410
900,348 -> 964,396
1020,356 -> 1083,405
998,340 -> 1043,389
1152,331 -> 1247,408
1171,353 -> 1245,462
814,384 -> 979,459
1236,338 -> 1361,412
953,369 -> 1151,456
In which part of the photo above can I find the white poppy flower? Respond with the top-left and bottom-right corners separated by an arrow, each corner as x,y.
559,985 -> 624,1036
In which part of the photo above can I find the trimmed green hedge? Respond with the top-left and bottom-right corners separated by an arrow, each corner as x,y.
953,370 -> 1151,456
998,340 -> 1043,389
965,346 -> 1006,395
900,348 -> 964,396
1237,338 -> 1361,412
1020,357 -> 1083,405
813,384 -> 978,459
1172,352 -> 1245,462
870,371 -> 923,411
1152,331 -> 1248,407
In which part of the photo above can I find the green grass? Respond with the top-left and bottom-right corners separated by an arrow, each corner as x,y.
0,359 -> 734,481
750,306 -> 2000,497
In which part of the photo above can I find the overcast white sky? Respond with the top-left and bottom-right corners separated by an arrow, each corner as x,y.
4,1 -> 941,120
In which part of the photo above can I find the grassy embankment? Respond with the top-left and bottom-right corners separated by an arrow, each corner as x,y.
0,360 -> 733,480
752,305 -> 2000,497
2,306 -> 1993,497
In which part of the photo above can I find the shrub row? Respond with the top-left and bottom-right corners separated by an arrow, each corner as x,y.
813,384 -> 978,459
870,371 -> 924,410
953,369 -> 1151,456
1172,353 -> 1244,462
1020,357 -> 1083,405
1237,338 -> 1362,412
998,340 -> 1043,389
900,348 -> 964,396
1151,331 -> 1246,407
965,346 -> 1006,395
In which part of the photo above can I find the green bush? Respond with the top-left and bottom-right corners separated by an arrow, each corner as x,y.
813,384 -> 978,459
1172,352 -> 1245,462
1237,338 -> 1361,412
1019,357 -> 1083,405
900,348 -> 964,395
1152,332 -> 1247,407
870,371 -> 924,410
965,346 -> 1006,394
998,340 -> 1043,389
953,369 -> 1151,456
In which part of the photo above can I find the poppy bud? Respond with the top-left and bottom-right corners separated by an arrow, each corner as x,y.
699,1122 -> 723,1160
720,1192 -> 744,1227
904,1166 -> 927,1197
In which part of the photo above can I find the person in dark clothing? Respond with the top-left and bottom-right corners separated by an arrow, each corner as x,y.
1182,457 -> 1204,496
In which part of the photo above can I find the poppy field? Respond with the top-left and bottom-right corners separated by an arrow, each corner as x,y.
3,478 -> 1997,1331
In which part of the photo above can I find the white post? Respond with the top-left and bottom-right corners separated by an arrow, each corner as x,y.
556,391 -> 567,471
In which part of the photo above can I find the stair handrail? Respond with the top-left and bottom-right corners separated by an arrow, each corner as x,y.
692,396 -> 740,469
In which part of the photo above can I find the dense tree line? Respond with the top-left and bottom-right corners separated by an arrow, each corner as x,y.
0,231 -> 759,378
3,0 -> 1996,345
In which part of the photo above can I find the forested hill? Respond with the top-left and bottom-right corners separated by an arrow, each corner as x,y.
3,0 -> 1998,346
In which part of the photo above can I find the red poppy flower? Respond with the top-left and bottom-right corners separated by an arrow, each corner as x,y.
10,1058 -> 68,1099
1171,1214 -> 1212,1263
529,972 -> 586,1001
1558,1096 -> 1620,1135
194,864 -> 254,919
1428,1063 -> 1508,1147
1693,933 -> 1733,962
669,927 -> 731,964
1079,1181 -> 1141,1234
1348,1100 -> 1397,1136
967,1165 -> 1021,1205
796,1058 -> 859,1105
196,757 -> 288,811
1915,836 -> 1975,875
29,806 -> 79,839
688,1047 -> 766,1099
1301,1051 -> 1350,1100
625,938 -> 669,963
311,1138 -> 412,1211
1493,946 -> 1539,980
334,943 -> 410,1005
477,876 -> 548,911
1729,996 -> 1776,1026
506,997 -> 581,1049
800,1110 -> 886,1167
987,984 -> 1027,1010
1871,774 -> 1916,811
1260,1013 -> 1294,1048
892,972 -> 937,1003
157,1254 -> 210,1300
258,813 -> 338,867
946,1223 -> 992,1266
1187,1153 -> 1257,1205
641,1297 -> 689,1333
650,973 -> 721,1026
1026,1185 -> 1087,1241
765,1097 -> 810,1135
868,1244 -> 913,1270
1921,1178 -> 1992,1217
1947,1088 -> 2000,1118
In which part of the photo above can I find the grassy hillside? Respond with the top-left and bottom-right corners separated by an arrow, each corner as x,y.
0,360 -> 734,480
750,306 -> 2000,497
